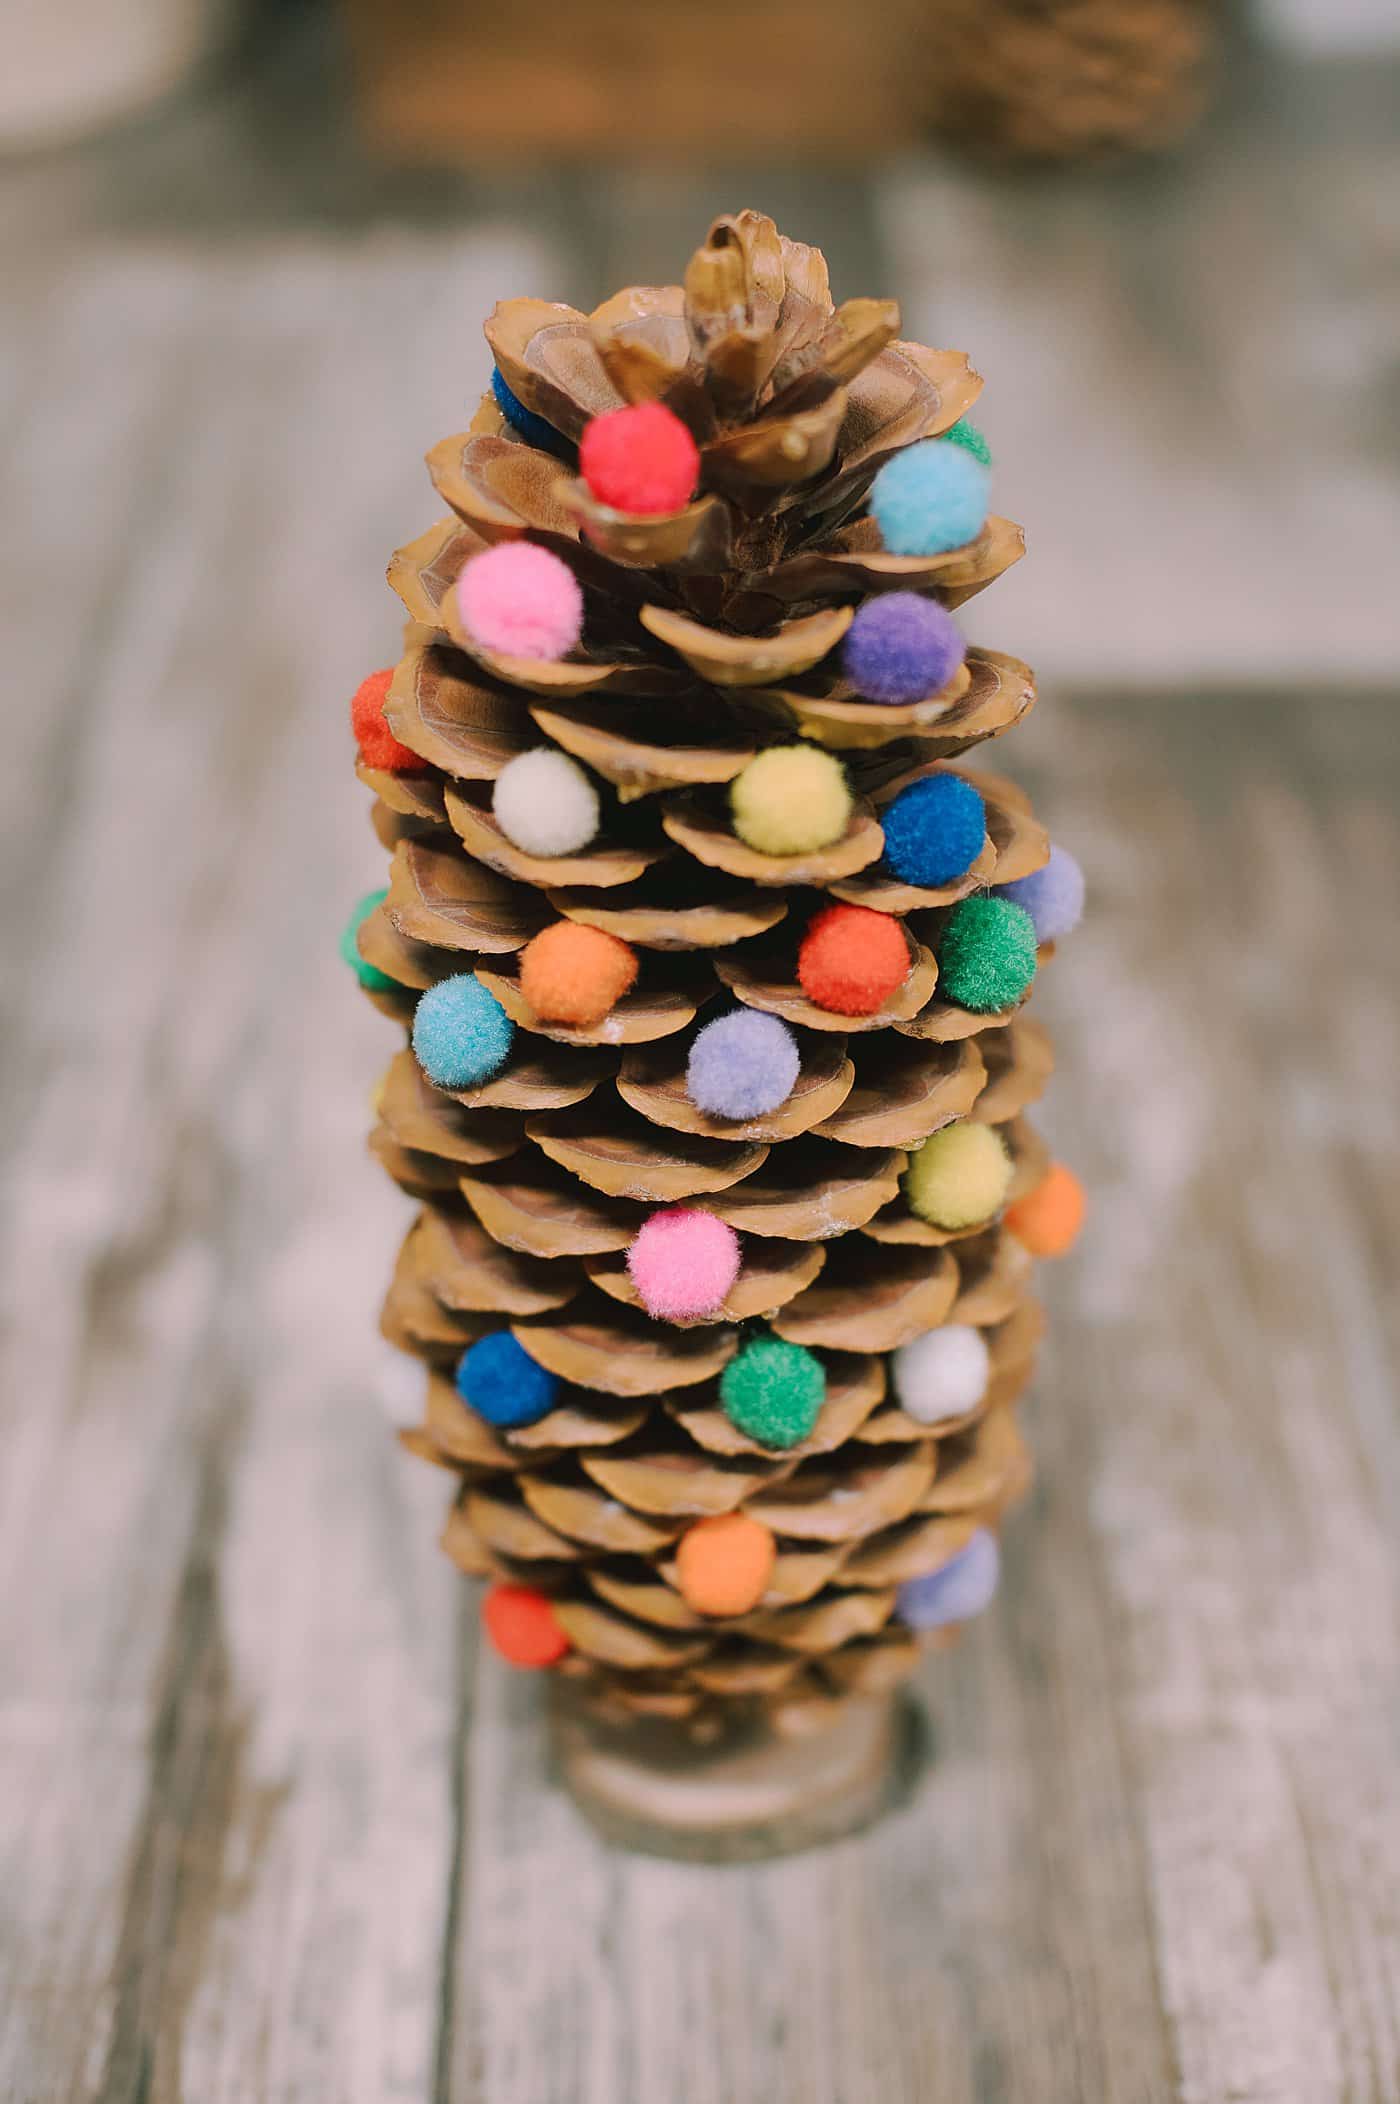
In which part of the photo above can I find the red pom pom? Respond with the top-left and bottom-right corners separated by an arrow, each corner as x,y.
352,667 -> 420,771
482,1584 -> 570,1668
579,402 -> 700,516
798,904 -> 910,1015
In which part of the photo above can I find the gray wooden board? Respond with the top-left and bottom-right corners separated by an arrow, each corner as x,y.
2,22 -> 1399,2101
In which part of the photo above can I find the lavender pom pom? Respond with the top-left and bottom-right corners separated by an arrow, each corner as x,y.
897,1529 -> 1000,1630
843,593 -> 965,705
995,843 -> 1085,944
686,1010 -> 801,1120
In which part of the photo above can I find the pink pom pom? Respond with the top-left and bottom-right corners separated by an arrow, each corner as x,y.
627,1208 -> 741,1321
455,542 -> 584,662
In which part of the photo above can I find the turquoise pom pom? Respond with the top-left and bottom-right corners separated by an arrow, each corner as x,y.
341,888 -> 398,993
412,973 -> 514,1090
870,439 -> 990,557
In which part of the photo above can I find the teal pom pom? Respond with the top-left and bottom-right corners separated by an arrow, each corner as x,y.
942,417 -> 991,467
412,973 -> 514,1089
870,439 -> 990,557
938,895 -> 1038,1013
719,1334 -> 826,1450
341,888 -> 398,992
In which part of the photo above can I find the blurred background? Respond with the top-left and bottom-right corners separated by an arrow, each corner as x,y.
4,4 -> 1399,2099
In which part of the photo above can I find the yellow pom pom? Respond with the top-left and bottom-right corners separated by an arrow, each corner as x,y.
905,1120 -> 1012,1229
730,745 -> 852,857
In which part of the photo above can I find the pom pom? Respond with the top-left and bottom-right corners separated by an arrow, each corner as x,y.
627,1207 -> 742,1321
797,903 -> 909,1016
455,1329 -> 559,1428
340,888 -> 399,992
898,1529 -> 1000,1631
490,366 -> 570,457
676,1512 -> 777,1617
482,1583 -> 570,1667
880,773 -> 986,889
938,894 -> 1038,1013
904,1120 -> 1012,1230
729,745 -> 852,857
893,1324 -> 991,1426
941,416 -> 992,468
686,1010 -> 801,1121
579,401 -> 700,516
1005,1162 -> 1086,1257
351,667 -> 420,772
843,593 -> 965,705
870,439 -> 990,557
492,746 -> 599,857
720,1334 -> 826,1450
994,842 -> 1085,945
518,921 -> 638,1027
412,973 -> 514,1089
456,541 -> 583,662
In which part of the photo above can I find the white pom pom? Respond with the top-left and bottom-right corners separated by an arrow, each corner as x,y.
893,1324 -> 991,1426
492,747 -> 599,856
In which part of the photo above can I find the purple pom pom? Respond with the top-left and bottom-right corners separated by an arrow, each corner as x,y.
897,1529 -> 1000,1630
843,593 -> 965,706
994,843 -> 1085,944
686,1009 -> 801,1121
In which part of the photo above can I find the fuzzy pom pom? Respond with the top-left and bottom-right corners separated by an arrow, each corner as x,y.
686,1010 -> 801,1121
893,1324 -> 991,1426
627,1208 -> 742,1321
518,921 -> 638,1027
941,416 -> 992,467
881,773 -> 986,889
797,903 -> 909,1016
491,366 -> 570,457
995,843 -> 1085,945
1005,1162 -> 1086,1258
492,746 -> 600,857
729,745 -> 852,857
340,888 -> 399,992
842,593 -> 965,705
579,401 -> 700,515
455,1329 -> 559,1429
455,541 -> 583,662
720,1334 -> 826,1450
939,894 -> 1038,1013
870,439 -> 990,557
676,1512 -> 777,1617
351,667 -> 420,772
904,1120 -> 1013,1230
898,1529 -> 1000,1630
482,1583 -> 570,1667
412,973 -> 514,1089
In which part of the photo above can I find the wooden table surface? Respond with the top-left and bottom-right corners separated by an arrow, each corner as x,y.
2,22 -> 1398,2102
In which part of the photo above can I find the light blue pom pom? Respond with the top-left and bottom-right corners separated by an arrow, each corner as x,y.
897,1528 -> 1000,1630
412,973 -> 514,1090
870,439 -> 990,557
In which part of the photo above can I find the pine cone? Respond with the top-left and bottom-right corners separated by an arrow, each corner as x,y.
347,212 -> 1082,1733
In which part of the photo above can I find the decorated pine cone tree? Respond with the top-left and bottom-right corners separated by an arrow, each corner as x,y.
346,212 -> 1085,1741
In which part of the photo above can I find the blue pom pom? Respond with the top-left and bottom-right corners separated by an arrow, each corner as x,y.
994,843 -> 1085,944
412,974 -> 514,1090
686,1009 -> 801,1120
455,1330 -> 559,1429
897,1528 -> 1000,1630
870,440 -> 990,557
843,593 -> 965,705
491,367 -> 571,458
941,417 -> 992,468
881,774 -> 986,889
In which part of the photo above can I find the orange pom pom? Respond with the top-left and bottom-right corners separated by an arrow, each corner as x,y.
675,1512 -> 777,1617
519,921 -> 639,1027
482,1584 -> 570,1667
1004,1162 -> 1085,1257
797,903 -> 910,1015
351,667 -> 420,771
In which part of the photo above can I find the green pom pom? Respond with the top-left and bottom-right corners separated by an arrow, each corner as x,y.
942,417 -> 991,467
341,888 -> 398,992
720,1334 -> 826,1450
939,894 -> 1037,1012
